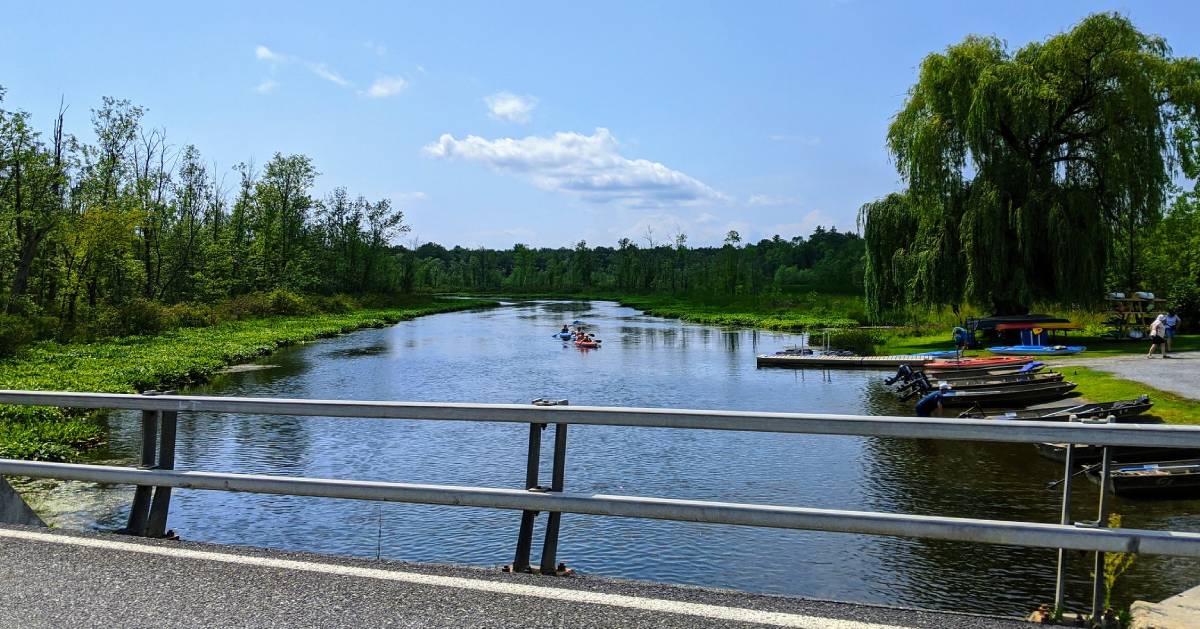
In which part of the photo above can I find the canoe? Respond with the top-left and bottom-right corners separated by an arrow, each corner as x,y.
958,396 -> 1152,420
925,356 -> 1033,370
1087,459 -> 1200,499
988,345 -> 1086,356
933,381 -> 1077,407
1035,443 -> 1200,465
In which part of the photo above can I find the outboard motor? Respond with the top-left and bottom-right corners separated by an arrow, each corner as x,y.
885,363 -> 915,386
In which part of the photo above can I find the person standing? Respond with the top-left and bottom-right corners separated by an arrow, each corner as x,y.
1147,314 -> 1168,358
1164,310 -> 1181,352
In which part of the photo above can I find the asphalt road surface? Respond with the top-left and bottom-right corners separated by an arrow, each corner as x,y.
0,524 -> 1036,628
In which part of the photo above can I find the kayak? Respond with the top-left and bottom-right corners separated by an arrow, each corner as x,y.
925,356 -> 1033,370
907,350 -> 961,359
988,345 -> 1086,356
553,332 -> 574,339
575,340 -> 600,348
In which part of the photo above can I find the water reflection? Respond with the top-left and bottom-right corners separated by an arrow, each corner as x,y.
56,300 -> 1200,616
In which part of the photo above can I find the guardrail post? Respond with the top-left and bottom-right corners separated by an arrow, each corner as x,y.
511,421 -> 544,572
1053,442 -> 1075,612
122,391 -> 160,536
1090,446 -> 1113,621
539,422 -> 568,575
146,393 -> 178,539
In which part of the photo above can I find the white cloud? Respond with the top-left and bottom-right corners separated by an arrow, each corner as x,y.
254,79 -> 279,94
416,64 -> 427,74
364,41 -> 387,56
362,76 -> 408,98
485,92 -> 538,123
423,128 -> 723,207
747,193 -> 800,207
392,191 -> 427,202
254,45 -> 351,88
308,62 -> 350,87
255,45 -> 284,62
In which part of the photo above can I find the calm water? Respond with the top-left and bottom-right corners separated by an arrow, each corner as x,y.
73,301 -> 1198,616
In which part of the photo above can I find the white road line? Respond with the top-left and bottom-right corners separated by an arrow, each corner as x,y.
0,528 -> 912,629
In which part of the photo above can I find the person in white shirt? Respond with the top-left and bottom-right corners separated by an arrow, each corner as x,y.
1147,314 -> 1168,359
1164,311 -> 1181,352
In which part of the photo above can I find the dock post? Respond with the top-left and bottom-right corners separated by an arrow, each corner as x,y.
1090,446 -> 1113,620
512,422 -> 544,572
1053,442 -> 1075,611
124,391 -> 160,536
146,396 -> 178,538
539,422 -> 568,575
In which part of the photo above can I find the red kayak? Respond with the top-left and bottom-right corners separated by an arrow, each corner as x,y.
925,356 -> 1032,370
575,339 -> 600,349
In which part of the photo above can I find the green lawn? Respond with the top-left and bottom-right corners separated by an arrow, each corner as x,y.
0,298 -> 496,461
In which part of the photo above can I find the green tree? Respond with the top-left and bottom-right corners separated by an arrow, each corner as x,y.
862,13 -> 1200,314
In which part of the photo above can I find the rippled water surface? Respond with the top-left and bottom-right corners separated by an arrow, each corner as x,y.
76,301 -> 1199,615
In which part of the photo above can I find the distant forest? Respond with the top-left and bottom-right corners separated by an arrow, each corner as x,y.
0,88 -> 862,349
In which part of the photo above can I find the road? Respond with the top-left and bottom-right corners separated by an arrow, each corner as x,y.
0,524 -> 1035,628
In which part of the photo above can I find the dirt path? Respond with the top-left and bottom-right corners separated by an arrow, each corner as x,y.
1058,350 -> 1200,401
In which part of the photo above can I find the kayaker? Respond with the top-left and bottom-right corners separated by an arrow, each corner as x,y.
560,325 -> 570,334
1147,314 -> 1168,359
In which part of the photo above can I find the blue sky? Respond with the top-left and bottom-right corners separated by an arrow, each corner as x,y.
2,1 -> 1198,248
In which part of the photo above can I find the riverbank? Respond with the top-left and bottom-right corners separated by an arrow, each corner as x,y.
0,298 -> 497,461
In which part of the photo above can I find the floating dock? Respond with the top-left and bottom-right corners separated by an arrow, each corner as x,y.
755,354 -> 933,369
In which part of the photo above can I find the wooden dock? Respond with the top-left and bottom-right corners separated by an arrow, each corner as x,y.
755,354 -> 933,369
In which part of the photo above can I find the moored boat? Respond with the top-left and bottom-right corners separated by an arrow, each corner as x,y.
1034,442 -> 1200,465
925,356 -> 1033,370
932,381 -> 1077,407
958,396 -> 1152,420
901,371 -> 1064,394
1087,459 -> 1200,499
988,345 -> 1086,356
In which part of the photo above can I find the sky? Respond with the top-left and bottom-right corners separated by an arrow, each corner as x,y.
2,1 -> 1199,249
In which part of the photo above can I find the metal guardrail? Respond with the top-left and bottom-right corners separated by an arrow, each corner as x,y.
0,389 -> 1197,447
2,389 -> 1200,617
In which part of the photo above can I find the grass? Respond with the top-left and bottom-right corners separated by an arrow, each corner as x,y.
1053,366 -> 1200,425
0,297 -> 497,460
612,293 -> 865,330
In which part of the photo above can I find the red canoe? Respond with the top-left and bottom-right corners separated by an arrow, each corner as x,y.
924,356 -> 1032,370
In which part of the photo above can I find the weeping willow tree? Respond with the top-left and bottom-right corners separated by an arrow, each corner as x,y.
861,13 -> 1200,316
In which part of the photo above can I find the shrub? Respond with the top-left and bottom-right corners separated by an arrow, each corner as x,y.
163,303 -> 218,328
217,293 -> 274,320
93,299 -> 169,337
0,314 -> 36,357
826,328 -> 887,355
266,289 -> 313,315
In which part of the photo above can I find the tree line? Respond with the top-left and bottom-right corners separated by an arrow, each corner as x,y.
406,227 -> 863,296
0,89 -> 409,344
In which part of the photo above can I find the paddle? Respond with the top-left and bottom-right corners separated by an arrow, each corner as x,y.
1045,463 -> 1102,490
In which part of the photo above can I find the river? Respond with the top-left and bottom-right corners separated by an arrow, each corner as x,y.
41,300 -> 1200,616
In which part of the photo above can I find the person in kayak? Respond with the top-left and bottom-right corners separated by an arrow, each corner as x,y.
560,325 -> 570,334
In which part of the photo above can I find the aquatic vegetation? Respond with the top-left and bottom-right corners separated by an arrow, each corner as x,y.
0,299 -> 495,461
